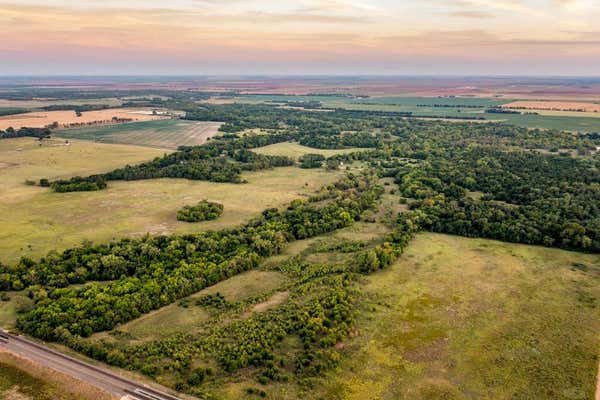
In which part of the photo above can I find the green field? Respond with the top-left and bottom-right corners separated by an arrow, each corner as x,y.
227,94 -> 600,132
322,233 -> 600,400
0,137 -> 342,263
55,119 -> 223,149
252,141 -> 363,159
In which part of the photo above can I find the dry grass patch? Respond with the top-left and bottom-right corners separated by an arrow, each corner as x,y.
0,108 -> 163,130
252,142 -> 362,160
501,100 -> 600,113
250,291 -> 290,313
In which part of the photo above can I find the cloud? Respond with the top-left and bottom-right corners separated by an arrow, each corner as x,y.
449,10 -> 494,18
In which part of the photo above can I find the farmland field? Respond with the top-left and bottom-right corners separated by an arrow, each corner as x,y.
0,137 -> 342,263
0,108 -> 163,130
252,141 -> 362,159
223,94 -> 600,131
56,119 -> 223,149
501,100 -> 600,112
0,98 -> 124,109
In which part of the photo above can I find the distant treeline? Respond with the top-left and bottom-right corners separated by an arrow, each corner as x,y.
41,104 -> 111,112
0,108 -> 28,116
486,107 -> 522,114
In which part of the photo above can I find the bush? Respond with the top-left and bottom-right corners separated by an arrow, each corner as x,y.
177,200 -> 224,222
299,153 -> 325,168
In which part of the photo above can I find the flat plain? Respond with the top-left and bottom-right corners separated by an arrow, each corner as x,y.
55,119 -> 223,149
0,137 -> 342,264
321,233 -> 600,400
0,108 -> 163,130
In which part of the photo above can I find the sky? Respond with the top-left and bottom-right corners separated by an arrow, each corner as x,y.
1,0 -> 599,75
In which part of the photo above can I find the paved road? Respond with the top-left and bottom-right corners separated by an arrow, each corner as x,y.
0,330 -> 184,400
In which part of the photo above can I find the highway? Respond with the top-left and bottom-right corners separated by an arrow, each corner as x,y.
0,330 -> 184,400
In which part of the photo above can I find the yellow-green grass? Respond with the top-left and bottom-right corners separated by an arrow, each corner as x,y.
0,137 -> 166,193
99,303 -> 211,343
91,270 -> 286,344
196,270 -> 286,302
0,138 -> 342,263
321,233 -> 600,400
0,291 -> 31,329
0,351 -> 115,400
251,141 -> 362,160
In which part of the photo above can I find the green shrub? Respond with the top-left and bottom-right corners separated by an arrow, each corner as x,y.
177,200 -> 224,222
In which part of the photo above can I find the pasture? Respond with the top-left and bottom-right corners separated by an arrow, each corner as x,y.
56,119 -> 223,149
323,233 -> 600,400
251,141 -> 362,159
0,108 -> 162,130
0,137 -> 342,263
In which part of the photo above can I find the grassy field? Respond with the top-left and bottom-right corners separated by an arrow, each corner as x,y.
90,270 -> 287,345
322,233 -> 600,400
226,94 -> 600,132
0,137 -> 342,263
55,119 -> 223,149
252,141 -> 363,159
0,351 -> 115,400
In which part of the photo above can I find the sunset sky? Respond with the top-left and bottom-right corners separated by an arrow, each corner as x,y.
1,0 -> 599,75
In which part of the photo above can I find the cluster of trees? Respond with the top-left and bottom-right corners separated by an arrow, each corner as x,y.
51,176 -> 107,192
299,153 -> 325,168
388,146 -> 600,252
2,173 -> 383,340
0,127 -> 51,140
486,108 -> 522,114
177,200 -> 223,222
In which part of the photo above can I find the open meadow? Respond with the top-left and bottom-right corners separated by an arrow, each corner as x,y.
55,119 -> 223,149
251,141 -> 362,159
322,233 -> 600,400
0,137 -> 342,264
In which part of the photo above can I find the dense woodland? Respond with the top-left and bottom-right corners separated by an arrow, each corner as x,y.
1,100 -> 599,396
